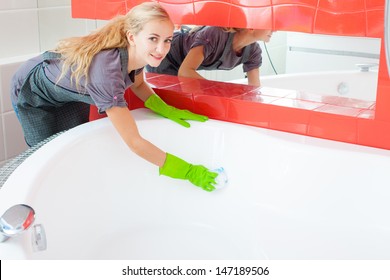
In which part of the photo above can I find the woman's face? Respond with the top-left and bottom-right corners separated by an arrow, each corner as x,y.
130,19 -> 174,67
253,29 -> 274,43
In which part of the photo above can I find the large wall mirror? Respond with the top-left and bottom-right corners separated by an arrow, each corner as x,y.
196,31 -> 381,103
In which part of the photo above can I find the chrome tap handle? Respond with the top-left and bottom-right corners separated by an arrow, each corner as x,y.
0,204 -> 35,242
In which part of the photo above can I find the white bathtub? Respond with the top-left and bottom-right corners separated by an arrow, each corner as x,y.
1,108 -> 389,260
231,70 -> 378,101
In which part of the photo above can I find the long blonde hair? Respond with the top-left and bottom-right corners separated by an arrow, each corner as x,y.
55,1 -> 171,87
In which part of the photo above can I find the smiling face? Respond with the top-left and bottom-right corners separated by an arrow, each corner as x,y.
128,19 -> 174,68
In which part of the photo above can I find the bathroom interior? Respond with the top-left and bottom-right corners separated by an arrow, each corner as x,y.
1,0 -> 390,260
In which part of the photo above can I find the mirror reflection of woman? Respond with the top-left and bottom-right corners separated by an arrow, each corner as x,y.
146,26 -> 273,86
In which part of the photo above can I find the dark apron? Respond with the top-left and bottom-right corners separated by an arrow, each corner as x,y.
16,49 -> 128,147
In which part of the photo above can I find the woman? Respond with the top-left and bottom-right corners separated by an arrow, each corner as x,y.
10,2 -> 218,192
146,26 -> 273,86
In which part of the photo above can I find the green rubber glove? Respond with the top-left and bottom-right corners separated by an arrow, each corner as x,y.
145,94 -> 208,128
160,153 -> 218,192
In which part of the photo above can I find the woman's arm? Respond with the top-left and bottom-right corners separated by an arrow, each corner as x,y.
130,70 -> 155,101
178,45 -> 205,80
106,106 -> 166,167
246,68 -> 260,87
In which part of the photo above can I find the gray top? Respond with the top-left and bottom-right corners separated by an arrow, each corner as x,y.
11,48 -> 142,114
10,48 -> 142,146
146,26 -> 262,75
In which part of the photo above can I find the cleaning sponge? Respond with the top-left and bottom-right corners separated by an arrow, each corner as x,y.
212,167 -> 228,190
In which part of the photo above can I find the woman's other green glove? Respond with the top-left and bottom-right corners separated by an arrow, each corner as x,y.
145,94 -> 208,128
160,153 -> 218,192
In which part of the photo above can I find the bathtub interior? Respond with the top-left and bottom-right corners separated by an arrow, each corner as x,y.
230,70 -> 378,101
1,108 -> 390,260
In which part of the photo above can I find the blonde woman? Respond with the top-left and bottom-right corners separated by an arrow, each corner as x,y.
146,26 -> 274,86
10,2 -> 218,192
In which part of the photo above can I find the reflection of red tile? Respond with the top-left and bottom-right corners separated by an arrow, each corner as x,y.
357,109 -> 375,119
308,112 -> 358,143
320,96 -> 375,109
271,98 -> 323,111
146,75 -> 182,88
314,104 -> 363,117
191,82 -> 252,98
252,87 -> 295,97
233,92 -> 280,103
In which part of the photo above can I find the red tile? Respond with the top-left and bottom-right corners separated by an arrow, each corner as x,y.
193,95 -> 230,120
308,112 -> 358,143
357,119 -> 390,149
154,88 -> 195,111
364,0 -> 385,9
229,6 -> 273,29
159,1 -> 195,25
231,0 -> 272,7
273,5 -> 316,33
314,10 -> 366,36
227,99 -> 270,127
193,1 -> 231,26
317,0 -> 365,12
268,105 -> 311,134
366,10 -> 385,38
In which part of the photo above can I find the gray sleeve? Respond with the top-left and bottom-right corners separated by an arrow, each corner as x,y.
190,27 -> 226,63
243,43 -> 262,73
86,50 -> 128,113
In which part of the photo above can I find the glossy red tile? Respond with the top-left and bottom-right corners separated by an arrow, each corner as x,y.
154,88 -> 195,111
227,99 -> 270,127
273,5 -> 316,33
314,10 -> 366,36
193,95 -> 230,120
366,10 -> 385,38
268,104 -> 311,134
364,0 -> 385,9
193,1 -> 231,26
308,113 -> 358,143
159,2 -> 195,24
229,6 -> 273,29
317,0 -> 365,12
357,119 -> 390,149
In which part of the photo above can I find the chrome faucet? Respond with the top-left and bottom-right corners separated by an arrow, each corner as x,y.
0,204 -> 35,242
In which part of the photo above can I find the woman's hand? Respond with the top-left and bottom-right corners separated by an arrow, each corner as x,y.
145,94 -> 208,127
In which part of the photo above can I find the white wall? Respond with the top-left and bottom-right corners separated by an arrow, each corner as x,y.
0,0 -> 98,167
